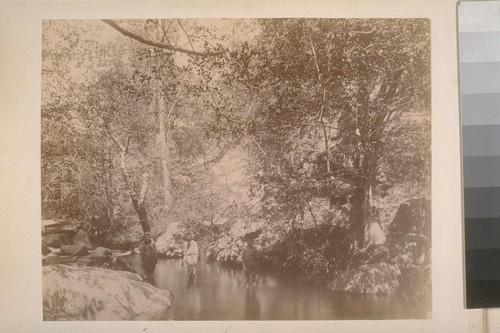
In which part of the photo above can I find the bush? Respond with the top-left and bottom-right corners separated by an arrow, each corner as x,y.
262,224 -> 352,282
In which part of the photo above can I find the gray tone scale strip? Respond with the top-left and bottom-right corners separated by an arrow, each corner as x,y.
465,218 -> 500,250
462,125 -> 500,157
461,93 -> 500,126
463,156 -> 500,188
460,32 -> 500,63
466,249 -> 500,280
459,1 -> 500,33
464,187 -> 500,219
460,62 -> 500,94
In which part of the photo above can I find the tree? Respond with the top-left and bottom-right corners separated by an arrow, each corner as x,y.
42,20 -> 115,221
100,19 -> 228,224
232,18 -> 430,246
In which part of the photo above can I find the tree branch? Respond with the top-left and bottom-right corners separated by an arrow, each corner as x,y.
104,121 -> 125,152
309,39 -> 323,85
101,19 -> 224,57
177,19 -> 196,53
125,136 -> 131,154
166,88 -> 185,122
161,19 -> 174,44
306,200 -> 318,226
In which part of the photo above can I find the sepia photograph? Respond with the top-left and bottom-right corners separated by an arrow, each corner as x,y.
41,18 -> 431,321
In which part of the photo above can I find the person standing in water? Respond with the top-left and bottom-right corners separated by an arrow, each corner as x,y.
242,236 -> 259,288
182,233 -> 199,280
141,231 -> 158,285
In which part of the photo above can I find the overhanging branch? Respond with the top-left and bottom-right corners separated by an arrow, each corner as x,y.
102,19 -> 225,57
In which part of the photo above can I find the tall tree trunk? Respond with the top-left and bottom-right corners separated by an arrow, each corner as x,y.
104,146 -> 114,220
156,94 -> 174,213
360,147 -> 379,248
309,39 -> 333,207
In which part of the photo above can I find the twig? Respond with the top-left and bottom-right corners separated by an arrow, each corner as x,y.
177,19 -> 196,53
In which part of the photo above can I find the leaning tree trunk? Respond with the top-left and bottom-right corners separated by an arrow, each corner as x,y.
131,171 -> 151,233
118,147 -> 152,233
106,122 -> 152,233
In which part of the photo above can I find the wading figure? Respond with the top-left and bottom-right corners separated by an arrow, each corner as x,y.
182,234 -> 199,281
242,237 -> 259,288
141,231 -> 158,285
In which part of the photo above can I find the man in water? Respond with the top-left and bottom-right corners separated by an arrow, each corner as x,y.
182,233 -> 199,280
242,236 -> 259,288
141,231 -> 158,285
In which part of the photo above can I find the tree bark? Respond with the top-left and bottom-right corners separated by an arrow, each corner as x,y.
105,122 -> 152,233
309,40 -> 332,206
131,172 -> 151,233
358,141 -> 381,248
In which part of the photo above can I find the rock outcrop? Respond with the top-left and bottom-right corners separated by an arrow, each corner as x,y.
43,264 -> 173,320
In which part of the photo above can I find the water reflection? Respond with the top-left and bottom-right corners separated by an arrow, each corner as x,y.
244,287 -> 261,320
119,256 -> 429,320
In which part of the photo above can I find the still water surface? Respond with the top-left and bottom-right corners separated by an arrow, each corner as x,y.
123,255 -> 429,320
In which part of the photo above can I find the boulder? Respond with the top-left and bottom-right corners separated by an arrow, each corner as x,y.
42,234 -> 64,248
388,198 -> 431,244
91,247 -> 112,258
86,256 -> 137,274
329,262 -> 401,294
42,219 -> 79,234
73,229 -> 93,250
42,243 -> 52,256
43,265 -> 173,320
60,245 -> 89,257
156,222 -> 183,257
364,221 -> 386,248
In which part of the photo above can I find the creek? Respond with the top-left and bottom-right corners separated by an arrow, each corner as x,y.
121,255 -> 429,320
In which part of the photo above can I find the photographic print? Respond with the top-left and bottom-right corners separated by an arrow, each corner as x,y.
41,18 -> 431,320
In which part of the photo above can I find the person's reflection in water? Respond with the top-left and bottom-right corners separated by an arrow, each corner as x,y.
244,287 -> 261,319
187,274 -> 195,288
185,274 -> 202,319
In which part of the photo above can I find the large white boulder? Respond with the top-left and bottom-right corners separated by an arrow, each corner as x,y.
364,221 -> 386,248
43,264 -> 173,320
155,222 -> 182,257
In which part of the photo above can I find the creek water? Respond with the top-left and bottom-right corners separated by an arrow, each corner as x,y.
122,255 -> 430,320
